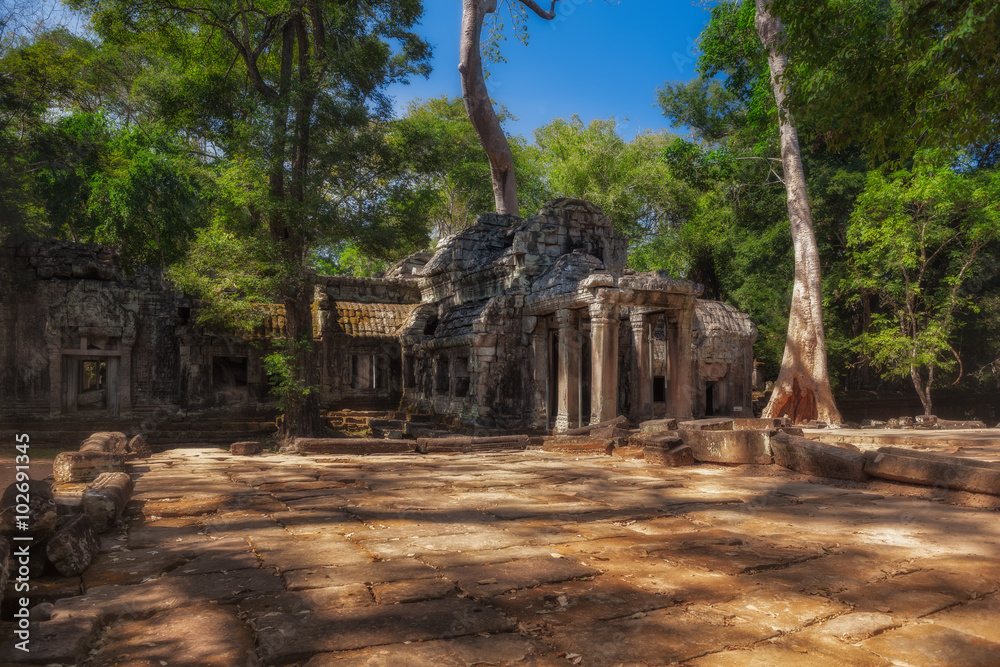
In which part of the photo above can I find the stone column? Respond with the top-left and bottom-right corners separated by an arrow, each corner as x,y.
554,308 -> 579,432
589,302 -> 619,424
629,310 -> 651,423
667,304 -> 696,419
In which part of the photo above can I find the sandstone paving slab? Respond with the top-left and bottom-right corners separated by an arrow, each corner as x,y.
923,592 -> 1000,644
201,510 -> 289,539
489,577 -> 676,628
270,487 -> 356,502
300,633 -> 567,667
0,615 -> 99,665
439,555 -> 599,597
710,587 -> 848,633
542,603 -> 780,665
238,585 -> 375,621
862,622 -> 1000,666
51,568 -> 285,623
164,547 -> 260,576
355,526 -> 557,559
284,494 -> 356,511
746,550 -> 903,596
581,555 -> 751,604
419,545 -> 566,569
688,640 -> 888,667
255,598 -> 514,664
637,529 -> 825,576
283,558 -> 440,590
257,479 -> 349,492
126,515 -> 205,549
140,490 -> 284,517
346,508 -> 501,537
372,577 -> 459,604
835,568 -> 994,618
250,533 -> 372,572
83,547 -> 189,588
87,604 -> 258,667
230,470 -> 321,486
272,508 -> 360,535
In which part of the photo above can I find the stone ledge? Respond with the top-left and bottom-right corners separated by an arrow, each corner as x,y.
771,432 -> 869,482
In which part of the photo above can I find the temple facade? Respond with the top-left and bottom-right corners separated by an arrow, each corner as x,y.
0,199 -> 756,431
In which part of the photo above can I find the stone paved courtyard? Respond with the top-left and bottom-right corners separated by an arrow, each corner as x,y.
8,443 -> 1000,666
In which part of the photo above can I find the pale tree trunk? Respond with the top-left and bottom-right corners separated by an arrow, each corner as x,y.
459,0 -> 557,216
756,0 -> 843,425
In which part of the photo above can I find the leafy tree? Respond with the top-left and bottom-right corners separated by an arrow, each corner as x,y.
532,115 -> 697,267
71,0 -> 432,438
769,0 -> 1000,164
391,95 -> 547,239
845,153 -> 1000,414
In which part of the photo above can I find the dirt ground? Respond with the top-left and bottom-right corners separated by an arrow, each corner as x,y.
3,431 -> 999,666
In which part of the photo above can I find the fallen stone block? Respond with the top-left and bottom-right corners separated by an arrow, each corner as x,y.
678,418 -> 735,431
541,436 -> 613,455
79,431 -> 128,454
127,434 -> 152,457
610,445 -> 645,460
561,415 -> 630,436
416,435 -> 529,454
1,479 -> 59,539
638,418 -> 679,434
643,435 -> 695,467
732,417 -> 791,430
47,514 -> 101,576
230,441 -> 263,456
864,449 -> 1000,495
877,446 -> 1000,471
679,428 -> 773,465
81,472 -> 134,532
293,438 -> 412,455
935,418 -> 987,429
53,451 -> 126,484
770,432 -> 869,482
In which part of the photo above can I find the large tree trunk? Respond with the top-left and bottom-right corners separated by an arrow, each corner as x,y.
279,266 -> 325,439
756,0 -> 843,425
459,0 -> 519,216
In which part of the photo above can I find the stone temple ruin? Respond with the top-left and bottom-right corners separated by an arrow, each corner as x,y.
0,199 -> 756,430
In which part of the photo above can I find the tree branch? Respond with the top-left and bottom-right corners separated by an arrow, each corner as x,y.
517,0 -> 558,20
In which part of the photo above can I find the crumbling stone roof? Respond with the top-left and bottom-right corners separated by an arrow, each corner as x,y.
693,299 -> 757,339
530,252 -> 606,299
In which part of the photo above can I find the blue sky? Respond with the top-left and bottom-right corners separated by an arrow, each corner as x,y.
386,1 -> 713,144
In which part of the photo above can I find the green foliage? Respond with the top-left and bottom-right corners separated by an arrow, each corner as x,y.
390,95 -> 547,238
843,153 -> 1000,405
263,345 -> 315,412
533,116 -> 693,256
657,77 -> 746,145
770,0 -> 1000,163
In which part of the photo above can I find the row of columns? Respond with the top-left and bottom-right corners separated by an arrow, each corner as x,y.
533,303 -> 695,432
